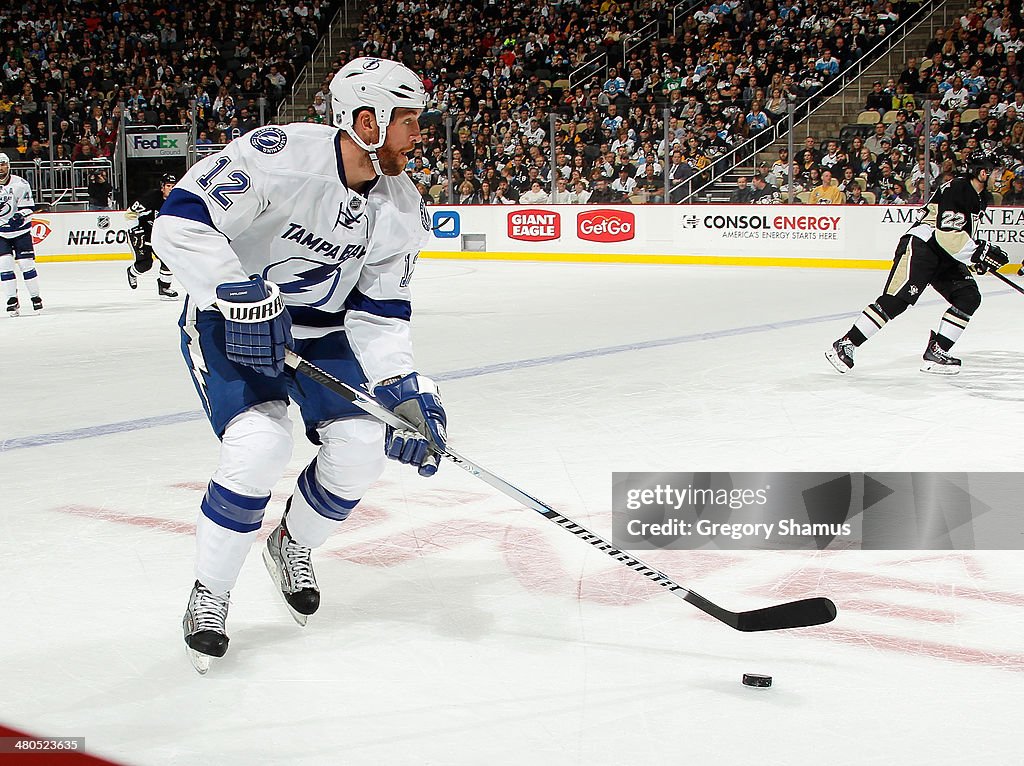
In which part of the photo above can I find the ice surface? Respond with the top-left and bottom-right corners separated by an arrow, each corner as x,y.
2,260 -> 1023,765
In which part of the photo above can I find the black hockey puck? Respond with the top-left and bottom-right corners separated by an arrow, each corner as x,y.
742,673 -> 772,688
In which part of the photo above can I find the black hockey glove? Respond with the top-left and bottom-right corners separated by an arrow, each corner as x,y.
970,241 -> 1008,275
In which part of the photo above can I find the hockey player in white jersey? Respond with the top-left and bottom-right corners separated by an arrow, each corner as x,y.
152,57 -> 446,673
0,152 -> 43,316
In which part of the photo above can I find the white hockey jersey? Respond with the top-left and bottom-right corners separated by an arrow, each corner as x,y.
0,174 -> 35,239
152,123 -> 432,386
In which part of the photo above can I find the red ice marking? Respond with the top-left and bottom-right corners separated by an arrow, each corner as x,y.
327,519 -> 508,567
327,514 -> 747,607
754,567 -> 1024,608
328,503 -> 388,532
804,625 -> 1024,672
169,481 -> 208,492
834,599 -> 958,624
876,552 -> 989,579
56,505 -> 196,534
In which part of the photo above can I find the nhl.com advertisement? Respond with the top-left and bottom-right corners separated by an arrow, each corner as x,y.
32,212 -> 136,258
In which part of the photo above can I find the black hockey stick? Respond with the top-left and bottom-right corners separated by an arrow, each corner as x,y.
284,350 -> 837,632
993,269 -> 1024,295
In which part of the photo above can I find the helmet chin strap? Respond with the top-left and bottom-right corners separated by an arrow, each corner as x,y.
344,126 -> 386,177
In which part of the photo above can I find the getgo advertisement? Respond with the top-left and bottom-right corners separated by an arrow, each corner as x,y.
577,209 -> 635,243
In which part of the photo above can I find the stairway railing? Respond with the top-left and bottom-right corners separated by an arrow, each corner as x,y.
680,0 -> 948,202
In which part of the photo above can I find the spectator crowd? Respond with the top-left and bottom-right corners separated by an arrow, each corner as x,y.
734,0 -> 1024,205
0,1 -> 338,163
1,0 -> 1022,206
318,0 -> 913,203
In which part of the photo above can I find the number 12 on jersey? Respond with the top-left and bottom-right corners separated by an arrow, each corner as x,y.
197,157 -> 251,210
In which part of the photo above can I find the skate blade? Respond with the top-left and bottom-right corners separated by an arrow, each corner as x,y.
825,349 -> 850,374
262,547 -> 309,627
186,646 -> 213,675
920,362 -> 960,375
159,295 -> 179,301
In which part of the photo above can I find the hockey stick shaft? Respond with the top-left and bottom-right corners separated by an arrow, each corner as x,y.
285,350 -> 836,632
992,269 -> 1024,295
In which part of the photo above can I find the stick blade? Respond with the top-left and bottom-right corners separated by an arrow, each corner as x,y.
733,597 -> 837,632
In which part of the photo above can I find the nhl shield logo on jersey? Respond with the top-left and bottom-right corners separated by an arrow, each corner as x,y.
420,199 -> 430,231
250,127 -> 288,155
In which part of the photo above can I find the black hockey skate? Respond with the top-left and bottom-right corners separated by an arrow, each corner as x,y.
183,580 -> 230,674
158,282 -> 179,301
825,336 -> 856,374
920,331 -> 961,375
6,297 -> 18,317
263,501 -> 320,626
30,296 -> 42,312
126,265 -> 138,289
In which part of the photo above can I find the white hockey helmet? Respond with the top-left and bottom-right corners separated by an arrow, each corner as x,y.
330,57 -> 427,174
0,152 -> 9,183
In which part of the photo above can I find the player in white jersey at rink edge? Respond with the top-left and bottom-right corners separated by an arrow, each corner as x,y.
152,57 -> 447,673
0,152 -> 44,316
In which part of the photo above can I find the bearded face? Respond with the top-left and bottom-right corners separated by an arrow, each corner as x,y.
374,108 -> 422,176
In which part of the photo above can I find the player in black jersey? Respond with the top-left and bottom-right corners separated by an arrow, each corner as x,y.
826,156 -> 1009,375
126,174 -> 179,300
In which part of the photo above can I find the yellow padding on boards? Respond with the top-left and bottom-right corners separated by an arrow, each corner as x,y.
36,252 -> 1019,274
421,251 -> 891,269
37,253 -> 133,262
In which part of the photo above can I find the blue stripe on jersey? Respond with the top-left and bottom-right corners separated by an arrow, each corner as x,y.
297,458 -> 359,521
333,129 -> 378,194
161,188 -> 215,229
334,129 -> 347,185
287,305 -> 347,329
344,288 -> 412,320
200,480 -> 269,533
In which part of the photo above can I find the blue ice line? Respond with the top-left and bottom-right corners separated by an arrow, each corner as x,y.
1,291 -> 1008,453
1,411 -> 208,452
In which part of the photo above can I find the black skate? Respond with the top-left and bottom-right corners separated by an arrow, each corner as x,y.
920,331 -> 961,375
6,297 -> 18,317
825,336 -> 856,374
126,265 -> 138,289
158,282 -> 179,301
183,580 -> 230,674
30,296 -> 42,312
263,501 -> 320,626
